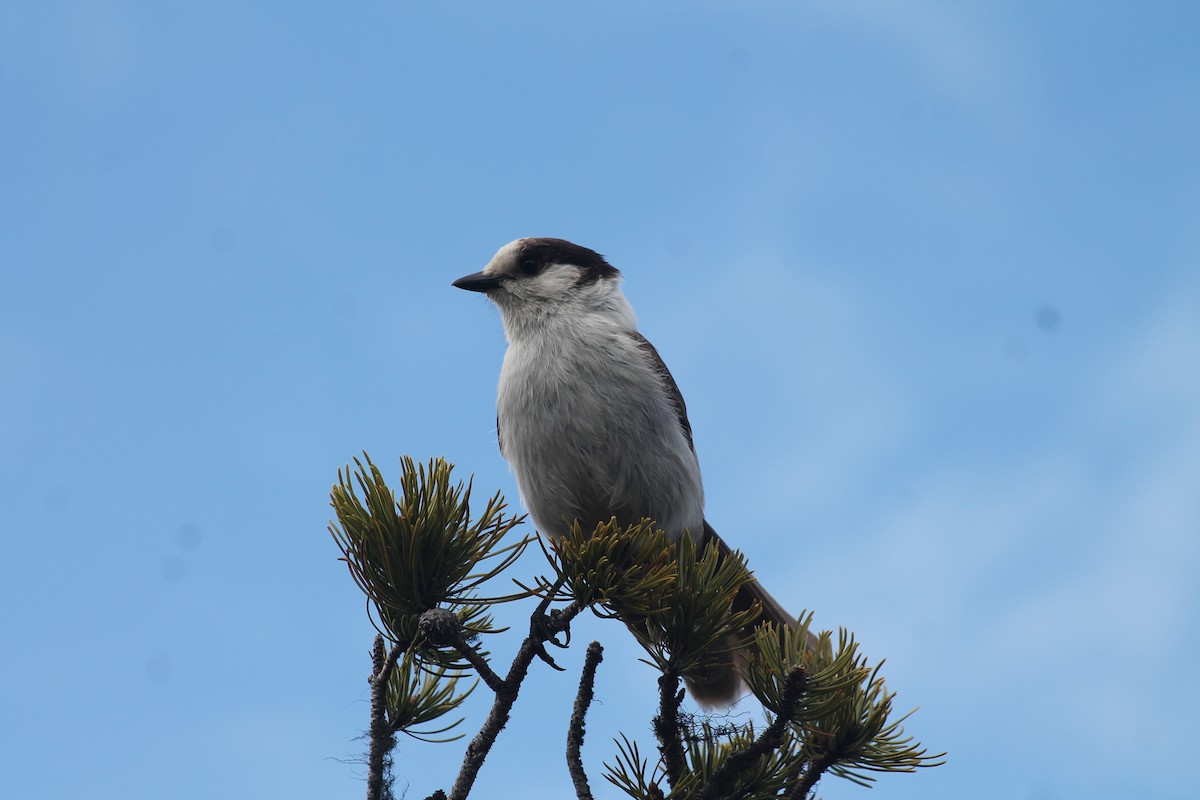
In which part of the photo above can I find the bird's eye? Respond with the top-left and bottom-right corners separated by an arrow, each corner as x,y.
519,258 -> 539,275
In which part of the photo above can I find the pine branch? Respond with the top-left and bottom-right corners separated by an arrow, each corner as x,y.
419,608 -> 505,693
334,460 -> 944,799
789,752 -> 835,799
447,586 -> 586,800
695,665 -> 808,800
652,671 -> 686,790
566,641 -> 604,800
367,635 -> 404,800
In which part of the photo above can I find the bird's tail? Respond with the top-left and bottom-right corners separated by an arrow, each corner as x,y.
683,522 -> 814,710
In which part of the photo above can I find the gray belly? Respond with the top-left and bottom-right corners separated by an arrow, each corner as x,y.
497,340 -> 704,540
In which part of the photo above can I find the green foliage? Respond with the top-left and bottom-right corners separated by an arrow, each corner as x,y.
603,620 -> 946,797
548,517 -> 677,618
745,621 -> 871,722
808,659 -> 943,787
586,530 -> 945,797
606,723 -> 811,800
332,455 -> 944,799
629,533 -> 761,678
748,624 -> 945,786
676,721 -> 806,800
385,649 -> 475,743
605,735 -> 660,798
329,454 -> 529,663
549,520 -> 762,679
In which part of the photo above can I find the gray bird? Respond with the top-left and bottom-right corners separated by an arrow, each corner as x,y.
454,237 -> 795,707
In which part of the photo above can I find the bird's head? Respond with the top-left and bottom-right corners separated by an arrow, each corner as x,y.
454,238 -> 633,338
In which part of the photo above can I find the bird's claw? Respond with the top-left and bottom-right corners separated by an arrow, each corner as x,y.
530,608 -> 570,670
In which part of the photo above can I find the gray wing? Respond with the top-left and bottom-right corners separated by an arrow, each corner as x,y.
628,332 -> 695,454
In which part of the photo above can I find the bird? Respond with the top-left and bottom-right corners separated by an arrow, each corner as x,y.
453,237 -> 795,708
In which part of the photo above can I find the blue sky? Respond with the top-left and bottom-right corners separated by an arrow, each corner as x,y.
2,2 -> 1198,799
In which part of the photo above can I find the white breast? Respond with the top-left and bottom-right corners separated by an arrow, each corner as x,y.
496,317 -> 705,541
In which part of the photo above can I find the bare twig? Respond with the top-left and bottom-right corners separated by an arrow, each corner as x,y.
566,641 -> 604,800
367,634 -> 405,800
448,585 -> 585,800
696,665 -> 809,800
652,671 -> 686,790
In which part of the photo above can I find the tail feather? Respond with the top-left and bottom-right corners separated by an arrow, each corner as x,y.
683,521 -> 814,709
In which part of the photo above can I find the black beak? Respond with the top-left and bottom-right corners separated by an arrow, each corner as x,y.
453,271 -> 505,293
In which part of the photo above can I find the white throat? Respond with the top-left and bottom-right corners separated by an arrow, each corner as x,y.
493,275 -> 638,345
